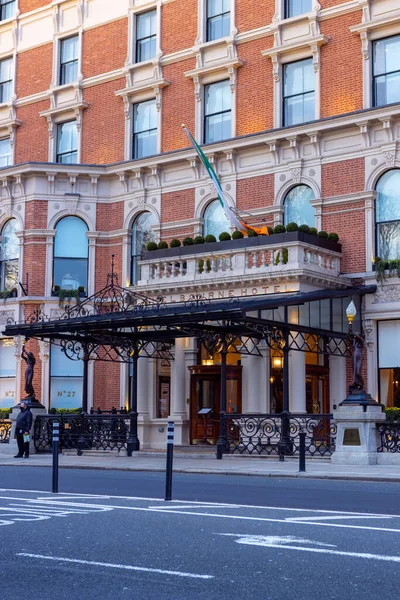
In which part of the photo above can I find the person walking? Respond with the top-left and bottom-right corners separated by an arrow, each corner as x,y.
14,401 -> 33,458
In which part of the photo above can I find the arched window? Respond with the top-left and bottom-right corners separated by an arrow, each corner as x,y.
284,185 -> 315,227
131,211 -> 156,284
53,217 -> 88,292
203,199 -> 230,239
0,218 -> 19,291
376,169 -> 400,260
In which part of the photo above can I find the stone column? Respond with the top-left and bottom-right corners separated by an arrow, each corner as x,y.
137,357 -> 151,449
329,355 -> 346,411
242,346 -> 262,413
289,349 -> 306,413
170,337 -> 190,445
38,340 -> 50,410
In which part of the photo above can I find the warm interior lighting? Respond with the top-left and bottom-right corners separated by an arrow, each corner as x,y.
269,375 -> 275,384
202,359 -> 214,366
272,356 -> 283,369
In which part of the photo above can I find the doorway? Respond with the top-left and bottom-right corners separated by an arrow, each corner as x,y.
189,365 -> 242,444
306,366 -> 330,414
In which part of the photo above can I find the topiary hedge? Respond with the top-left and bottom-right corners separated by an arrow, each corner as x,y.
274,225 -> 286,234
182,237 -> 194,246
146,241 -> 158,251
286,222 -> 298,232
204,234 -> 217,243
219,231 -> 231,241
194,235 -> 205,244
232,230 -> 244,239
158,240 -> 168,250
170,238 -> 181,248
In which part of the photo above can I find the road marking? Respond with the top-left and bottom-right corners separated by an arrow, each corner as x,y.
16,553 -> 214,580
285,515 -> 392,522
220,533 -> 400,563
221,535 -> 337,547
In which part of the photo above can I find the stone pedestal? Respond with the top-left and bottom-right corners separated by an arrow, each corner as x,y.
1,404 -> 47,455
331,404 -> 385,465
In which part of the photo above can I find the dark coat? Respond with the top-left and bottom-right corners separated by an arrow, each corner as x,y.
16,408 -> 33,433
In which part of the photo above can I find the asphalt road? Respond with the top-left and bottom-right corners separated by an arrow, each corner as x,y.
1,465 -> 400,514
1,488 -> 399,600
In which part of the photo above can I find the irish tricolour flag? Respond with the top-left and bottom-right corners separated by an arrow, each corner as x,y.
182,125 -> 247,233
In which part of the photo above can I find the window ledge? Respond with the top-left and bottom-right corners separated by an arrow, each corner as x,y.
262,34 -> 328,59
115,76 -> 169,113
350,9 -> 400,36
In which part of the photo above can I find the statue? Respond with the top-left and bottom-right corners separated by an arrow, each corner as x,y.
348,325 -> 365,392
21,345 -> 36,399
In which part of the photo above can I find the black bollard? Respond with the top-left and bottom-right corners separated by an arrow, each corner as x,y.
165,421 -> 174,501
52,421 -> 60,493
299,430 -> 306,472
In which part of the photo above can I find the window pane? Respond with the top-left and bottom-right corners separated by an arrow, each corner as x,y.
57,121 -> 77,155
376,170 -> 400,222
208,13 -> 230,41
134,130 -> 157,159
205,111 -> 231,143
0,0 -> 15,20
0,138 -> 11,166
1,218 -> 19,260
53,257 -> 88,290
132,212 -> 157,257
374,36 -> 400,77
137,10 -> 156,39
134,100 -> 157,133
204,199 -> 230,238
50,376 -> 83,409
284,185 -> 315,227
61,36 -> 78,63
0,57 -> 12,83
51,345 -> 83,377
205,80 -> 231,115
377,222 -> 400,260
0,339 -> 16,377
379,320 -> 400,368
54,217 -> 88,258
286,0 -> 312,18
137,37 -> 156,62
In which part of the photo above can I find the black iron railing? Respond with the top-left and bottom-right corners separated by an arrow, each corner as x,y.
0,419 -> 11,443
377,423 -> 400,453
34,414 -> 129,454
223,413 -> 337,457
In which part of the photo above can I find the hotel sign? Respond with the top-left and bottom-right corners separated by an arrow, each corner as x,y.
158,282 -> 300,304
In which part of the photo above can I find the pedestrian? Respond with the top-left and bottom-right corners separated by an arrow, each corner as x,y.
14,401 -> 33,458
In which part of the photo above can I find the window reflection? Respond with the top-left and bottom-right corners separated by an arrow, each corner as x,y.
53,217 -> 88,291
284,185 -> 315,227
0,218 -> 19,291
131,211 -> 157,284
376,169 -> 400,260
203,199 -> 230,239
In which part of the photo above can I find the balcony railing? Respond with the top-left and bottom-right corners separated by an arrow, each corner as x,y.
137,235 -> 342,290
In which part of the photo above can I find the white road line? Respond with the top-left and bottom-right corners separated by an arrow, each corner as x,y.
221,534 -> 400,563
16,553 -> 214,579
285,515 -> 392,522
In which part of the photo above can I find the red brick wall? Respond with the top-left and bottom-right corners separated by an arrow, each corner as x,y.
162,58 -> 196,152
82,19 -> 128,79
22,201 -> 48,296
19,0 -> 49,12
95,203 -> 124,288
320,13 -> 363,118
236,0 -> 274,32
237,174 -> 275,213
322,202 -> 365,273
162,0 -> 197,55
93,362 -> 121,411
161,189 -> 195,224
321,158 -> 365,197
82,79 -> 126,164
15,101 -> 49,163
237,39 -> 274,135
17,44 -> 53,98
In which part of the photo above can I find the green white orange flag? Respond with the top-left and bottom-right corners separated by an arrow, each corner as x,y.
182,125 -> 248,233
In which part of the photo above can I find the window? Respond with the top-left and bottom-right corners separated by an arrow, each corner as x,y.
0,0 -> 15,21
207,0 -> 230,42
283,58 -> 314,126
0,339 -> 16,408
133,99 -> 157,159
0,58 -> 12,103
373,35 -> 400,107
131,212 -> 157,284
50,345 -> 83,410
59,36 -> 79,85
56,121 -> 78,163
136,10 -> 156,63
0,218 -> 19,292
378,320 -> 400,408
285,0 -> 312,19
284,185 -> 315,228
203,199 -> 230,239
53,217 -> 88,292
204,80 -> 231,143
0,138 -> 11,167
375,169 -> 400,260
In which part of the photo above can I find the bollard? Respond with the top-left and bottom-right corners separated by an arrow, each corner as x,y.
52,421 -> 60,493
165,421 -> 174,501
299,430 -> 306,472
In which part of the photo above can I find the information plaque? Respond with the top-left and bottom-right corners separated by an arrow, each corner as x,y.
343,428 -> 361,446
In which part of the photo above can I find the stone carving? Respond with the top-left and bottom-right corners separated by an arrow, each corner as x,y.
383,150 -> 395,168
0,311 -> 14,325
371,157 -> 378,166
373,284 -> 400,303
291,168 -> 301,183
279,174 -> 286,182
309,169 -> 316,177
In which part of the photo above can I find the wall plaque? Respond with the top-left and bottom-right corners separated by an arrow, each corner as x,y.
343,428 -> 361,446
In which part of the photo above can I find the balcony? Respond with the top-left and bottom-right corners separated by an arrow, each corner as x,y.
136,232 -> 346,300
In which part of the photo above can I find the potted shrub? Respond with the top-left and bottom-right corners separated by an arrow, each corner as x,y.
194,235 -> 205,244
182,236 -> 194,246
219,231 -> 231,241
286,222 -> 298,232
298,224 -> 310,234
204,234 -> 216,243
232,230 -> 244,239
273,225 -> 286,234
146,241 -> 158,251
158,240 -> 168,250
169,238 -> 181,248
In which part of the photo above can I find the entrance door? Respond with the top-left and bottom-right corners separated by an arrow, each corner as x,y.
189,365 -> 242,444
306,367 -> 330,414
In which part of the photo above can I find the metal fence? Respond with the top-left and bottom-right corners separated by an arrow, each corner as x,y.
224,413 -> 337,457
34,413 -> 130,454
0,419 -> 11,444
376,423 -> 400,453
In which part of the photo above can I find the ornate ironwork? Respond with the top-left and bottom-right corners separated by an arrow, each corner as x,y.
377,423 -> 400,453
0,419 -> 11,443
223,413 -> 337,457
34,414 -> 130,453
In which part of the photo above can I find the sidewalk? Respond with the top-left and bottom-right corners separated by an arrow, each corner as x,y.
0,451 -> 399,482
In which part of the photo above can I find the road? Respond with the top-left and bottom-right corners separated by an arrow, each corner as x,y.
1,486 -> 399,600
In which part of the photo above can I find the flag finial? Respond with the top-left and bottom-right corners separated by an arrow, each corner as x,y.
181,123 -> 186,128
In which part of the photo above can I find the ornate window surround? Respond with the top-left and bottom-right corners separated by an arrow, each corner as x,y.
195,0 -> 237,46
350,5 -> 400,109
262,13 -> 327,128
